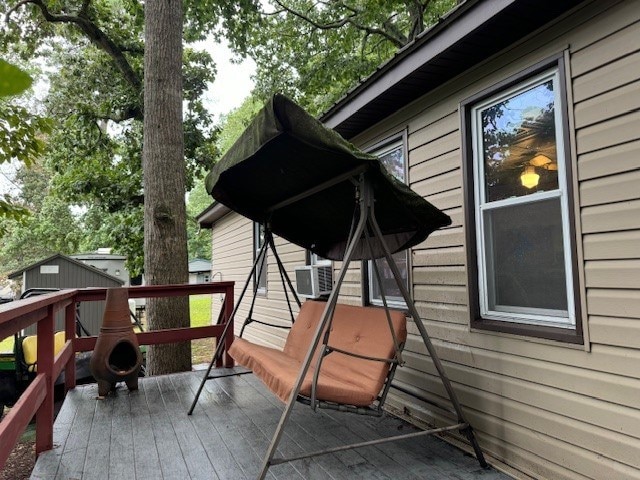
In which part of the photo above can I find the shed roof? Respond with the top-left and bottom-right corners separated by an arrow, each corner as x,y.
188,258 -> 212,273
7,253 -> 125,285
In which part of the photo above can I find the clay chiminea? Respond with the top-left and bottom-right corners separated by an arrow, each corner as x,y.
90,288 -> 143,398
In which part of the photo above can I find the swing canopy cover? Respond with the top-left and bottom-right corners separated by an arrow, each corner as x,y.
205,94 -> 451,260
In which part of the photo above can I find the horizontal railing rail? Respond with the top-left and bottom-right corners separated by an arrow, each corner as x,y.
0,282 -> 234,470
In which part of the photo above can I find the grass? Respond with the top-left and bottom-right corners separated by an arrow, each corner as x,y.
190,294 -> 212,327
0,294 -> 216,364
190,294 -> 215,365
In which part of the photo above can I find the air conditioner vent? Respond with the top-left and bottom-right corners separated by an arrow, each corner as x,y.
294,265 -> 333,299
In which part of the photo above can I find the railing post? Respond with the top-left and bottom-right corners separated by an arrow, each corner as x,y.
64,301 -> 76,392
223,284 -> 234,367
35,305 -> 55,455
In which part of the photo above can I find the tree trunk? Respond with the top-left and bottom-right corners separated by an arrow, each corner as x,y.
143,0 -> 191,375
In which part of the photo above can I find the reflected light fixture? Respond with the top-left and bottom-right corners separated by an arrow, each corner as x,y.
530,153 -> 552,167
520,165 -> 540,189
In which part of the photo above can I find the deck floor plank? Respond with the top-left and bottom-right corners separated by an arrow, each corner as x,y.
144,376 -> 191,479
31,369 -> 511,480
54,386 -> 98,480
173,373 -> 248,480
30,385 -> 82,480
82,385 -> 115,480
172,374 -> 244,479
129,380 -> 163,480
157,375 -> 219,480
202,375 -> 278,480
108,388 -> 135,480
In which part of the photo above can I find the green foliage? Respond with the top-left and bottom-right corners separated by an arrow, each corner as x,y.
0,164 -> 81,275
247,0 -> 456,115
186,182 -> 212,261
0,58 -> 51,231
0,59 -> 32,96
0,0 -> 228,272
217,96 -> 264,154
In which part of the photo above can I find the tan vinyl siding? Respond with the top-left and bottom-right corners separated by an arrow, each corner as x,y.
209,1 -> 640,478
345,2 -> 640,478
211,213 -> 308,350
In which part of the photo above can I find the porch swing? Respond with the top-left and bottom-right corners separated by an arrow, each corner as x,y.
188,94 -> 487,478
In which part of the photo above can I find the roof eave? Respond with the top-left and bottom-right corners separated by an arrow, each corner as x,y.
197,202 -> 232,229
320,0 -> 586,138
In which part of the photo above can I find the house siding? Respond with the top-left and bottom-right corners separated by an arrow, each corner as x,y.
209,1 -> 640,478
210,212 -> 306,350
346,2 -> 640,478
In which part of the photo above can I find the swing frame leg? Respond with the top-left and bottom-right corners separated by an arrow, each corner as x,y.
368,198 -> 488,469
188,238 -> 269,415
257,176 -> 487,479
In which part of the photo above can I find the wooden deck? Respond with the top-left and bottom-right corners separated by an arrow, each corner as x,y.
31,369 -> 510,479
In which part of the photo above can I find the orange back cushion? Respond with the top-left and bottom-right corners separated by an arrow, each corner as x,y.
322,303 -> 407,391
283,300 -> 327,363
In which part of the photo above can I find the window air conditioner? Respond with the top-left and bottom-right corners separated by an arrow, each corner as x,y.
294,265 -> 333,299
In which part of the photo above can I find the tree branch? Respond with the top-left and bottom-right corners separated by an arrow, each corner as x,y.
6,0 -> 142,91
273,0 -> 407,48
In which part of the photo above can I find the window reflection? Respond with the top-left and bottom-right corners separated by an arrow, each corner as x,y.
480,80 -> 559,202
379,145 -> 405,182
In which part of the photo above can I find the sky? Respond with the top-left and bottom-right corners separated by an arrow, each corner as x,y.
198,39 -> 256,121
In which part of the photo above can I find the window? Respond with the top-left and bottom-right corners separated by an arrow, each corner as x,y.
254,222 -> 267,294
307,252 -> 331,267
463,56 -> 582,342
366,136 -> 409,308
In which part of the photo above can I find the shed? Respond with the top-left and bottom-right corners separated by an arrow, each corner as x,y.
70,252 -> 129,286
188,258 -> 212,284
8,254 -> 125,335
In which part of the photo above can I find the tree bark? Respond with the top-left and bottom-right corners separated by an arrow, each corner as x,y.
143,0 -> 191,374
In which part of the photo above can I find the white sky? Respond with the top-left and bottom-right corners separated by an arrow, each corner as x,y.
198,39 -> 256,121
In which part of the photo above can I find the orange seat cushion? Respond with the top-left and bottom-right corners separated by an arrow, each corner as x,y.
229,301 -> 407,407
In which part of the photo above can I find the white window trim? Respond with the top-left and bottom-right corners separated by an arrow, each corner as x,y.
366,136 -> 408,309
309,253 -> 331,267
471,68 -> 576,329
253,222 -> 267,295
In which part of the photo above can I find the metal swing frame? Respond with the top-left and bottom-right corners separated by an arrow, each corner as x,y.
189,174 -> 487,479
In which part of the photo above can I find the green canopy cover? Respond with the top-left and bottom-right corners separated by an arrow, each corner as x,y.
205,94 -> 451,260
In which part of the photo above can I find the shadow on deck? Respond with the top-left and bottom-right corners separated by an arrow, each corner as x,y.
31,369 -> 510,479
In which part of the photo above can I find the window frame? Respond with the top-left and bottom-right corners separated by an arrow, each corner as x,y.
362,131 -> 410,309
461,53 -> 583,344
306,251 -> 332,267
253,222 -> 267,295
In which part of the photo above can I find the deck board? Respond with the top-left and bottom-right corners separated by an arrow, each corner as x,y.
31,370 -> 511,480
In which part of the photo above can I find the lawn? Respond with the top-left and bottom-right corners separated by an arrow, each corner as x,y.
189,294 -> 215,365
0,295 -> 215,364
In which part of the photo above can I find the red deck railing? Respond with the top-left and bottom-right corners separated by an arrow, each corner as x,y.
0,282 -> 235,470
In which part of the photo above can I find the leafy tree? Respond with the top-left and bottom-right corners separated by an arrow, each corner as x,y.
217,95 -> 264,154
186,182 -> 213,261
246,0 -> 456,115
185,96 -> 264,263
0,163 -> 81,275
1,0 -> 227,277
0,59 -> 51,229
